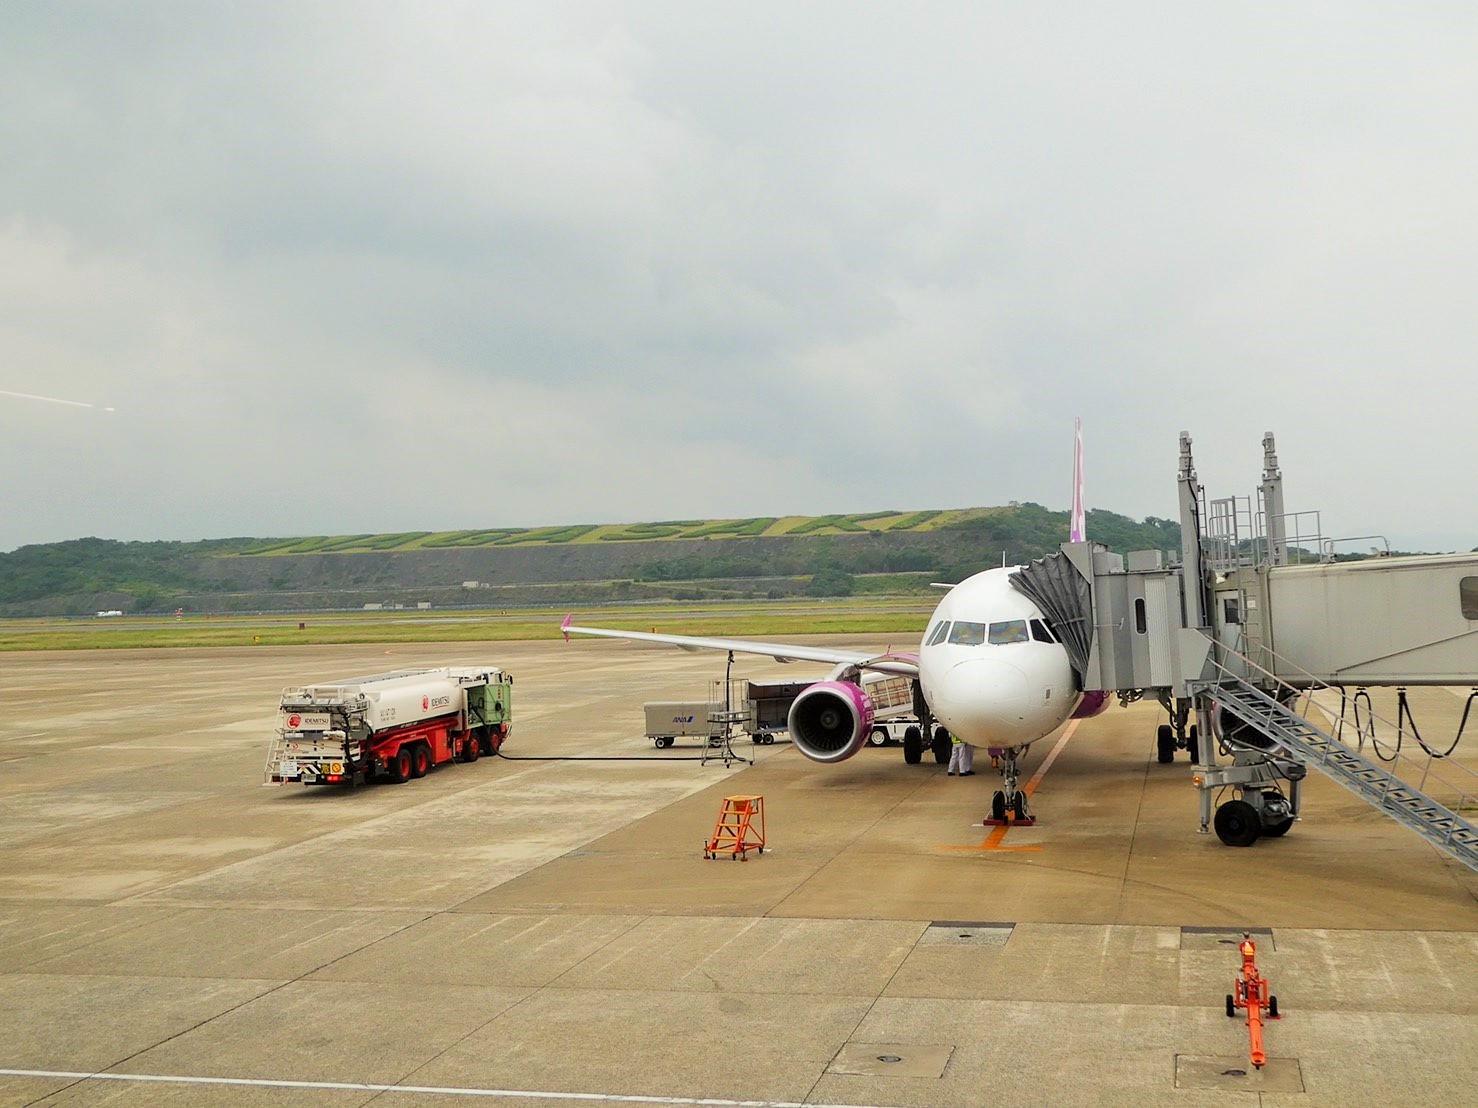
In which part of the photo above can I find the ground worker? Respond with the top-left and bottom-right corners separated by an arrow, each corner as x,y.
947,730 -> 975,776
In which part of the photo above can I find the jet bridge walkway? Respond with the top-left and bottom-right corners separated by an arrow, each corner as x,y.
1190,657 -> 1478,871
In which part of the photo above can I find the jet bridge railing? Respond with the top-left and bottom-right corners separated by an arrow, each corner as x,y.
1211,638 -> 1478,805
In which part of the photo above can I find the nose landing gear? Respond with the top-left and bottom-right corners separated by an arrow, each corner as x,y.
984,746 -> 1035,826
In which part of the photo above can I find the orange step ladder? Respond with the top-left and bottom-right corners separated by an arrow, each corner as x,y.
704,795 -> 766,860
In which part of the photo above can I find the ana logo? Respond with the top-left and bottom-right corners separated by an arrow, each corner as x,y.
288,714 -> 302,728
421,695 -> 430,710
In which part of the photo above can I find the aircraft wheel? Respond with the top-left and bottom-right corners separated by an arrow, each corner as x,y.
1214,799 -> 1262,847
990,791 -> 1007,822
931,728 -> 951,764
1011,792 -> 1029,821
1156,724 -> 1176,764
903,727 -> 923,765
390,748 -> 412,783
410,743 -> 431,778
1263,816 -> 1295,838
869,728 -> 889,747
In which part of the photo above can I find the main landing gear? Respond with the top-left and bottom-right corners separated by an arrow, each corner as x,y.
984,746 -> 1034,826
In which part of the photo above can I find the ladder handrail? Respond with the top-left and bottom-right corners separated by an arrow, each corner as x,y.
1205,638 -> 1478,799
1196,666 -> 1477,862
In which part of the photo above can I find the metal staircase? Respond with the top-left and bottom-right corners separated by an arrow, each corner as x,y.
1193,670 -> 1478,871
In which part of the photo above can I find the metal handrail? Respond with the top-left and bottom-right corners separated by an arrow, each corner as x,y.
1203,639 -> 1478,809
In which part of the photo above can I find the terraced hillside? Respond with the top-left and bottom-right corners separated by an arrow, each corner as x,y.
1,505 -> 1181,616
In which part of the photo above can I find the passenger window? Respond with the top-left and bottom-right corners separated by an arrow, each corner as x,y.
988,620 -> 1029,645
947,621 -> 988,646
1029,619 -> 1056,643
1463,577 -> 1478,621
926,620 -> 951,646
1134,598 -> 1147,635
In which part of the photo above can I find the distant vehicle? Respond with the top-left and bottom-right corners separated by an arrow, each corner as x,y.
644,672 -> 916,749
265,666 -> 512,787
94,610 -> 123,618
867,717 -> 924,747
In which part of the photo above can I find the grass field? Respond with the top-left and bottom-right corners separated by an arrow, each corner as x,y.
0,597 -> 937,652
233,509 -> 974,556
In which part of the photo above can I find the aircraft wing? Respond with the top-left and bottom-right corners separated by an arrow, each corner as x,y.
560,617 -> 920,677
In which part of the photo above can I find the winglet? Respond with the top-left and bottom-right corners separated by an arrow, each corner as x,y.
1069,417 -> 1086,542
560,614 -> 573,643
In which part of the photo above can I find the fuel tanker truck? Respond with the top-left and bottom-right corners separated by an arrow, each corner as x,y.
265,666 -> 512,787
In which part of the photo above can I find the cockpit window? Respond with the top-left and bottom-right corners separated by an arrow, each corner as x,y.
946,621 -> 988,646
1029,619 -> 1056,643
988,619 -> 1030,645
925,620 -> 951,646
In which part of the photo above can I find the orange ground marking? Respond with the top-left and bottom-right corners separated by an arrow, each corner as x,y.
940,718 -> 1081,853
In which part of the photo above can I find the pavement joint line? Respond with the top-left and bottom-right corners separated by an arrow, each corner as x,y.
765,756 -> 940,919
1112,741 -> 1157,922
0,1068 -> 897,1106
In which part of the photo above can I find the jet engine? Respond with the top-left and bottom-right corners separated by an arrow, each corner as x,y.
787,680 -> 874,764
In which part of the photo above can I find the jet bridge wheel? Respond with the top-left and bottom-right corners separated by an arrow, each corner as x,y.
1213,799 -> 1263,847
931,729 -> 951,764
902,727 -> 923,764
1156,724 -> 1176,764
1263,816 -> 1295,837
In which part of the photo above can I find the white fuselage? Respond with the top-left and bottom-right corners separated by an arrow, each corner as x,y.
916,567 -> 1079,749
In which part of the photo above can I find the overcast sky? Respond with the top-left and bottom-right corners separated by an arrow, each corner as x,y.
2,2 -> 1475,553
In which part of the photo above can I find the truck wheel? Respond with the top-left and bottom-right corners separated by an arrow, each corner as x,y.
869,728 -> 889,747
903,727 -> 922,764
410,744 -> 430,778
390,748 -> 412,783
462,737 -> 479,763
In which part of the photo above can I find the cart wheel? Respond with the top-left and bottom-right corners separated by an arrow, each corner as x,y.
1225,994 -> 1236,1018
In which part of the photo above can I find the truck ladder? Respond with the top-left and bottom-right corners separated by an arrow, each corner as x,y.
1194,672 -> 1478,871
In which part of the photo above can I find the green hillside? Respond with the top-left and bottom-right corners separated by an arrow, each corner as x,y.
0,504 -> 1182,616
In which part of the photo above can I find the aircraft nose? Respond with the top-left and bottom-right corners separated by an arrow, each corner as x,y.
933,659 -> 1035,742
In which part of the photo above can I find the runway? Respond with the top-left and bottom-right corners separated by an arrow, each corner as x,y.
1,639 -> 1474,1105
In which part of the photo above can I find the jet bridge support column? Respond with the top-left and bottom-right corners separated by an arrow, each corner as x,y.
1176,433 -> 1219,788
1260,432 -> 1287,568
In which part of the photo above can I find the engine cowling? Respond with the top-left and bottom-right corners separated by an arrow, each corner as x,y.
787,680 -> 874,764
1072,690 -> 1111,719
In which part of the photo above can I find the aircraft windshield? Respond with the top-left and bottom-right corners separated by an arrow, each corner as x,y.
946,621 -> 988,646
925,621 -> 951,646
988,620 -> 1030,645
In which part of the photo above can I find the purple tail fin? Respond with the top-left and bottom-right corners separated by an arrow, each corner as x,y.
1069,417 -> 1086,542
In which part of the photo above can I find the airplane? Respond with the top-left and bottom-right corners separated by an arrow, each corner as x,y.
560,420 -> 1109,824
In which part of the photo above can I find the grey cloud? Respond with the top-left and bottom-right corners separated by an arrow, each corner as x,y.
2,2 -> 1476,550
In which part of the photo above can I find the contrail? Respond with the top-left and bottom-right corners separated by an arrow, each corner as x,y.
0,388 -> 115,412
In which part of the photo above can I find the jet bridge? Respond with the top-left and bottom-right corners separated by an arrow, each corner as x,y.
1013,432 -> 1477,869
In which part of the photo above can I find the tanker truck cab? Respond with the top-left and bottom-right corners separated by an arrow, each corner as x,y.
266,666 -> 513,787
